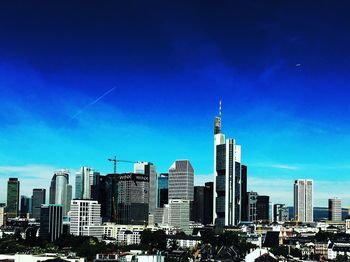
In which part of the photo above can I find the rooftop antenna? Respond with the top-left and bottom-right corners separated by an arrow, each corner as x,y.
219,99 -> 222,117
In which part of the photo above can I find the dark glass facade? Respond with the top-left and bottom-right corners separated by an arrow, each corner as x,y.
256,195 -> 269,222
192,186 -> 205,223
204,182 -> 213,225
6,178 -> 20,218
20,196 -> 30,217
240,165 -> 248,221
158,173 -> 168,208
39,205 -> 63,242
32,189 -> 46,221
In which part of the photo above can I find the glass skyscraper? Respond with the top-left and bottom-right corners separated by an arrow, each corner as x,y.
6,178 -> 20,218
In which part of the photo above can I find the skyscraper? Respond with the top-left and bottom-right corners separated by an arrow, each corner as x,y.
256,195 -> 269,222
20,195 -> 31,218
75,167 -> 98,199
158,173 -> 169,207
168,160 -> 194,201
117,173 -> 150,224
213,102 -> 243,226
0,207 -> 4,227
192,186 -> 205,223
6,178 -> 20,218
247,191 -> 258,222
40,205 -> 63,242
294,179 -> 313,222
134,162 -> 157,219
203,182 -> 214,225
49,170 -> 72,216
240,165 -> 248,221
69,200 -> 103,240
32,189 -> 46,221
168,199 -> 190,234
329,197 -> 342,222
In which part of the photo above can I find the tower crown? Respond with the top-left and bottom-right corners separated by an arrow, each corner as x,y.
214,100 -> 222,134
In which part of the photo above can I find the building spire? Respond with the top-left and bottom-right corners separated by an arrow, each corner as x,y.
214,99 -> 222,135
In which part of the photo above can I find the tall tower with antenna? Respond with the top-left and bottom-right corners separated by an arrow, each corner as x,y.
213,100 -> 244,226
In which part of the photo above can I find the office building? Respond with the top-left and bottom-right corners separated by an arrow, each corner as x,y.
0,207 -> 4,227
213,103 -> 243,226
20,195 -> 31,218
248,191 -> 258,222
70,200 -> 103,240
168,160 -> 194,201
256,195 -> 269,222
117,173 -> 150,224
75,167 -> 98,199
158,173 -> 168,207
49,170 -> 72,216
32,189 -> 46,221
40,205 -> 63,242
6,178 -> 20,218
91,173 -> 118,222
203,182 -> 214,225
192,186 -> 205,223
329,197 -> 342,222
274,204 -> 289,222
240,165 -> 248,221
134,162 -> 157,219
168,199 -> 190,234
294,179 -> 313,222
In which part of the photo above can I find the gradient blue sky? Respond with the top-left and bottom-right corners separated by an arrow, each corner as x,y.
1,1 -> 350,206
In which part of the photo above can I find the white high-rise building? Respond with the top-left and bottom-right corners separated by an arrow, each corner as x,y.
168,160 -> 194,201
294,179 -> 313,222
329,197 -> 342,222
69,200 -> 103,240
134,162 -> 158,219
75,167 -> 98,199
0,207 -> 4,227
213,101 -> 242,226
168,199 -> 190,234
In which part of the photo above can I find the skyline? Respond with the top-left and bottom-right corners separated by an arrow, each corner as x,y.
1,1 -> 350,206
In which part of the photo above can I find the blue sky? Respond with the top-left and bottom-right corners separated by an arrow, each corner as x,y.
1,1 -> 350,206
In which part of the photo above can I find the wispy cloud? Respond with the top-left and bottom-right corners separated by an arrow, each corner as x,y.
270,164 -> 299,170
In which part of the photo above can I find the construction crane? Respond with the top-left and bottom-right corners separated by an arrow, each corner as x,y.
107,156 -> 136,174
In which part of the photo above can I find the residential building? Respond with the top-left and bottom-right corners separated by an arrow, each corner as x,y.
329,197 -> 342,222
32,189 -> 46,221
69,199 -> 103,240
213,102 -> 243,226
6,178 -> 20,218
40,205 -> 63,242
294,179 -> 313,222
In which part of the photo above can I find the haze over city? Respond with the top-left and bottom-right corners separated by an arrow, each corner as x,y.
1,1 -> 350,207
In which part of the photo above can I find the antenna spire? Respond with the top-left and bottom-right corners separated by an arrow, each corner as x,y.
219,99 -> 222,117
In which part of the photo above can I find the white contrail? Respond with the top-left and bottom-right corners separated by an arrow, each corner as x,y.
71,86 -> 116,120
